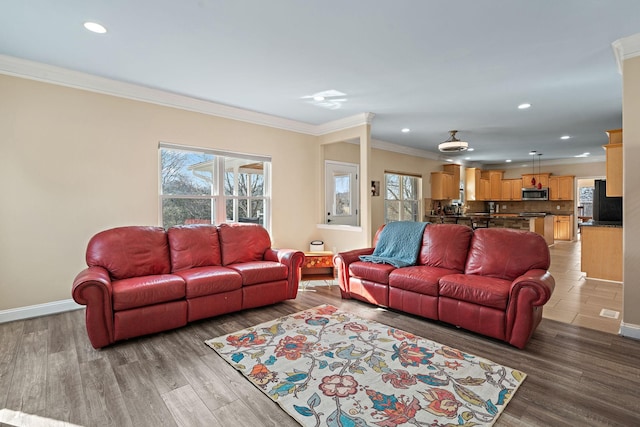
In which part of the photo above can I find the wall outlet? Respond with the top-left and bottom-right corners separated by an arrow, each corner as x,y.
556,205 -> 561,210
502,205 -> 507,210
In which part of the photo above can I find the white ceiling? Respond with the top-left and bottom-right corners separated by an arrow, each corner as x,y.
2,0 -> 639,165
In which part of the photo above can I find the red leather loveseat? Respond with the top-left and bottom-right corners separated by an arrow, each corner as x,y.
72,223 -> 304,348
334,223 -> 555,348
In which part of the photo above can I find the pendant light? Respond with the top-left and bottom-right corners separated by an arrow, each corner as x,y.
537,153 -> 543,189
530,151 -> 537,186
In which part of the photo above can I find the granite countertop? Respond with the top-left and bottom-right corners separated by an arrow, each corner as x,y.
579,220 -> 623,228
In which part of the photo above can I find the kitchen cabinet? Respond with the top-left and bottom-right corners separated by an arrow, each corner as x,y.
553,215 -> 573,241
479,178 -> 490,201
604,129 -> 622,197
431,164 -> 460,200
465,168 -> 483,201
443,164 -> 461,199
431,171 -> 453,200
521,173 -> 550,189
501,178 -> 523,200
549,175 -> 574,200
481,170 -> 504,200
581,225 -> 622,281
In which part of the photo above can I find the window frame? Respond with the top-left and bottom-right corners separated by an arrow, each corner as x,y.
159,142 -> 271,230
384,171 -> 422,223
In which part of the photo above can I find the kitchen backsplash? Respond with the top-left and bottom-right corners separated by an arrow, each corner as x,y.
465,200 -> 574,214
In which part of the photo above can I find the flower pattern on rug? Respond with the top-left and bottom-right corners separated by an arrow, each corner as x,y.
205,305 -> 526,427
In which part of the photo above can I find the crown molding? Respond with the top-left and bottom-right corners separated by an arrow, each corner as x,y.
0,54 -> 374,136
612,33 -> 640,74
371,139 -> 441,160
312,112 -> 375,136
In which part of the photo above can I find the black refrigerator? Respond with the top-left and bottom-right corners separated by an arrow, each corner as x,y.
593,179 -> 622,222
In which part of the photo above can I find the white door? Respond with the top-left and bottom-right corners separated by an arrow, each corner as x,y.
325,161 -> 359,226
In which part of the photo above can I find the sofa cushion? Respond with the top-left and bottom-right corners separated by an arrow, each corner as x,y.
389,265 -> 458,295
219,223 -> 271,265
465,228 -> 550,281
173,266 -> 242,298
112,274 -> 185,311
419,224 -> 472,272
168,225 -> 222,271
349,261 -> 396,285
228,261 -> 288,286
438,274 -> 511,310
87,226 -> 171,280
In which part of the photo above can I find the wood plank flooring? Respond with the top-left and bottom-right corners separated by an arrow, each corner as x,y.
545,239 -> 623,334
1,286 -> 640,426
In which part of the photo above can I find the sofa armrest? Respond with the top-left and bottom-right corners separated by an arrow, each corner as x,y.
264,248 -> 305,299
333,248 -> 375,298
72,266 -> 114,349
506,269 -> 556,348
509,269 -> 555,306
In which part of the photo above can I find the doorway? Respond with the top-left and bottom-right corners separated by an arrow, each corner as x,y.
325,161 -> 359,226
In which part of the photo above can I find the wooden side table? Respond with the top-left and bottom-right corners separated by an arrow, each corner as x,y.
300,251 -> 335,290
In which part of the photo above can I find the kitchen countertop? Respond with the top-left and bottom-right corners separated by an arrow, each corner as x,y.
579,220 -> 623,228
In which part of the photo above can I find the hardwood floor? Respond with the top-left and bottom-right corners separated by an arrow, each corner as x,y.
1,285 -> 640,426
545,239 -> 623,334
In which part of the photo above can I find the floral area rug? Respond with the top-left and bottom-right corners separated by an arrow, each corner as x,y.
205,305 -> 526,427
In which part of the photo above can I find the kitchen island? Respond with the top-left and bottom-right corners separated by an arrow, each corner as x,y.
580,220 -> 623,282
425,213 -> 555,245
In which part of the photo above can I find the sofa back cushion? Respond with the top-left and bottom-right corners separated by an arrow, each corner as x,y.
418,224 -> 472,272
465,228 -> 550,281
218,223 -> 271,265
167,225 -> 222,271
86,226 -> 171,280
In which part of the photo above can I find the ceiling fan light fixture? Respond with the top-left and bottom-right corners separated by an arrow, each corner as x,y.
438,130 -> 468,152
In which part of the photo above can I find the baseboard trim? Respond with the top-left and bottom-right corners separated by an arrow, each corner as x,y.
0,299 -> 83,323
620,322 -> 640,340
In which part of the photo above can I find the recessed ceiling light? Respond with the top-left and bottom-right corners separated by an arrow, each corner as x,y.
464,157 -> 471,160
84,22 -> 107,34
445,159 -> 453,162
561,135 -> 571,140
467,148 -> 474,152
505,159 -> 512,163
574,152 -> 591,158
401,128 -> 410,133
518,103 -> 531,109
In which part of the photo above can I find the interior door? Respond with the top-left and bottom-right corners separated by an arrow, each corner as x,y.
325,161 -> 359,226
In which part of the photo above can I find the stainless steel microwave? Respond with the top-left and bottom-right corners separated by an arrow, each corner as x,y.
522,187 -> 549,200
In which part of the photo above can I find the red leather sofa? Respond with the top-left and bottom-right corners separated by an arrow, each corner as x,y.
72,223 -> 304,348
334,223 -> 555,348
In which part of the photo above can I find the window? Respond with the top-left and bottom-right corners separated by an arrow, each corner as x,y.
384,172 -> 421,223
159,143 -> 270,229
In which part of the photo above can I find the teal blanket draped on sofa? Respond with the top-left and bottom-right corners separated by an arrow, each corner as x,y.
359,221 -> 428,267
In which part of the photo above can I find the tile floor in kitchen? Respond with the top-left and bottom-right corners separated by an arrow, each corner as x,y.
544,237 -> 623,334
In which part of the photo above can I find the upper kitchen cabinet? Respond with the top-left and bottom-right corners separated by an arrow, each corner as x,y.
604,129 -> 622,197
549,175 -> 574,200
501,178 -> 523,200
431,171 -> 453,200
465,168 -> 482,201
522,173 -> 550,189
481,170 -> 504,200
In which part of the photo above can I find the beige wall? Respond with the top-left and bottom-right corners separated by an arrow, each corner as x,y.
321,141 -> 443,245
622,55 -> 640,329
0,75 -> 319,310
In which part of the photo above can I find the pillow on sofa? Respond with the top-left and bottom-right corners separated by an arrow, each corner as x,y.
219,223 -> 271,265
167,224 -> 222,271
86,226 -> 171,280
